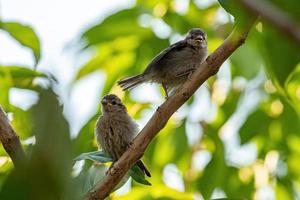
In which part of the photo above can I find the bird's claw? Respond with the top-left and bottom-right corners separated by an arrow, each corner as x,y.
107,164 -> 118,176
128,141 -> 135,150
187,71 -> 193,80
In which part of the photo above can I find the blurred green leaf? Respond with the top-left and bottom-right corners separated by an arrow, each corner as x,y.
74,162 -> 130,196
218,0 -> 256,27
0,66 -> 46,78
79,164 -> 108,195
276,176 -> 295,200
72,114 -> 98,157
222,167 -> 254,199
0,66 -> 47,90
74,150 -> 112,163
221,89 -> 242,121
163,11 -> 192,34
117,184 -> 194,200
170,121 -> 192,172
276,182 -> 294,200
212,198 -> 244,200
0,158 -> 13,189
129,165 -> 151,186
285,64 -> 300,114
0,89 -> 74,199
218,0 -> 235,15
81,8 -> 150,47
0,78 -> 10,110
269,0 -> 300,21
239,109 -> 270,144
151,123 -> 177,168
0,22 -> 41,65
230,31 -> 262,79
258,24 -> 300,91
240,97 -> 300,146
75,47 -> 135,81
30,89 -> 73,198
11,106 -> 33,140
197,125 -> 226,199
75,150 -> 151,186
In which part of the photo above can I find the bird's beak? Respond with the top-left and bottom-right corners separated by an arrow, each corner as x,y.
195,35 -> 204,41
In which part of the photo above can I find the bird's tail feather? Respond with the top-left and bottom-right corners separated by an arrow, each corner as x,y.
136,160 -> 151,177
117,74 -> 145,91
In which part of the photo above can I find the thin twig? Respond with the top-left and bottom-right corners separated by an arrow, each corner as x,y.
0,106 -> 27,168
240,0 -> 300,44
86,21 -> 255,200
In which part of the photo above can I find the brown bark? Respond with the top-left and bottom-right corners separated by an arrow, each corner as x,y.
0,106 -> 26,168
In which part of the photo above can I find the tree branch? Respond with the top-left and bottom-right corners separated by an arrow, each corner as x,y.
86,22 -> 255,200
0,106 -> 26,168
240,0 -> 300,45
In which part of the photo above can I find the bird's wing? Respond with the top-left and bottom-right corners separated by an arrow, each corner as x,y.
145,40 -> 188,71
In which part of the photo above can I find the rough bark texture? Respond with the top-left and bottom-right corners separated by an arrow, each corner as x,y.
86,23 -> 255,200
0,106 -> 26,168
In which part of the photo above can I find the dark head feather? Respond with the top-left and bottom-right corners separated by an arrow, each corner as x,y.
101,94 -> 126,113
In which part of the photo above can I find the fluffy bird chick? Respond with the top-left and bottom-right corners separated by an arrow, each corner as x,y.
118,28 -> 208,97
95,94 -> 151,177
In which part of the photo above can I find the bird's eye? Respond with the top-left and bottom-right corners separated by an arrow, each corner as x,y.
111,101 -> 117,105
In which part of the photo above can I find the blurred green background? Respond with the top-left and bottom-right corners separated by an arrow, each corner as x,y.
0,0 -> 300,199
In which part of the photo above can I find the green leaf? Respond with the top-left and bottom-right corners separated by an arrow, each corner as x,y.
0,66 -> 46,78
268,0 -> 300,21
230,33 -> 262,79
76,49 -> 135,81
11,106 -> 33,140
0,22 -> 41,66
74,150 -> 113,163
0,77 -> 10,110
218,0 -> 256,27
285,64 -> 300,114
276,182 -> 294,200
222,167 -> 254,199
239,109 -> 270,144
30,89 -> 73,197
212,199 -> 245,200
71,114 -> 98,157
197,126 -> 227,199
0,66 -> 47,90
170,121 -> 192,172
240,97 -> 300,148
151,123 -> 177,168
129,165 -> 151,186
221,89 -> 242,120
258,24 -> 300,90
75,163 -> 130,196
80,164 -> 108,195
81,8 -> 151,47
163,11 -> 192,34
218,0 -> 235,15
0,89 -> 74,199
74,151 -> 151,185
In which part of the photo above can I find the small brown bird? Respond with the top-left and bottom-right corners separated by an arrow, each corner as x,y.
95,94 -> 151,177
118,28 -> 208,97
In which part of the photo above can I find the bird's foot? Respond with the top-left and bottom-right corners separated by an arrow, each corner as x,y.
187,71 -> 193,80
156,106 -> 162,114
128,141 -> 135,151
162,83 -> 169,99
107,164 -> 119,176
